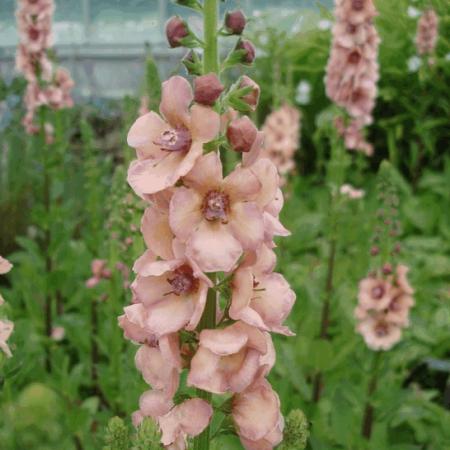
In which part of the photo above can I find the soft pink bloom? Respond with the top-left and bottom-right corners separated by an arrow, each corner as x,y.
358,276 -> 393,311
187,321 -> 274,394
340,183 -> 365,199
385,290 -> 414,326
138,389 -> 173,420
357,314 -> 402,351
0,256 -> 13,275
135,334 -> 181,399
230,256 -> 296,335
0,319 -> 14,358
131,250 -> 210,336
118,303 -> 157,344
51,326 -> 65,341
169,152 -> 265,273
416,9 -> 439,55
233,378 -> 283,450
261,104 -> 301,184
396,264 -> 414,295
127,76 -> 220,197
159,398 -> 213,448
336,0 -> 377,25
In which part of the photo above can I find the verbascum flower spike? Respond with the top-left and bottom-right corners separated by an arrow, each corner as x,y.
325,0 -> 380,155
415,9 -> 439,56
0,255 -> 14,358
120,2 -> 296,448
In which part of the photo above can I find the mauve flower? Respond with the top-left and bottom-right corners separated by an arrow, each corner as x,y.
187,321 -> 274,394
385,290 -> 414,326
233,378 -> 283,450
138,389 -> 173,420
130,249 -> 211,336
159,398 -> 213,448
51,326 -> 65,341
169,152 -> 265,273
358,276 -> 393,311
230,250 -> 296,335
261,104 -> 301,184
335,118 -> 374,156
416,9 -> 439,55
135,334 -> 182,398
118,303 -> 157,344
227,116 -> 258,153
194,73 -> 224,106
127,76 -> 220,197
0,319 -> 14,358
357,315 -> 402,351
336,0 -> 377,25
0,256 -> 13,274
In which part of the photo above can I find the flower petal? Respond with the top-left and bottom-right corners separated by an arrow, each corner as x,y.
139,390 -> 173,418
223,165 -> 261,202
186,221 -> 243,273
230,202 -> 265,251
189,104 -> 221,143
183,151 -> 223,193
142,206 -> 174,260
132,275 -> 171,307
200,322 -> 249,355
160,76 -> 193,128
187,346 -> 226,393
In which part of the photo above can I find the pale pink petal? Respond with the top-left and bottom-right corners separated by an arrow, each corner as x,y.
0,319 -> 13,357
160,76 -> 193,128
145,296 -> 195,336
159,334 -> 182,370
0,256 -> 13,274
169,187 -> 203,242
242,131 -> 265,167
223,166 -> 261,202
189,104 -> 221,142
127,111 -> 168,160
139,390 -> 173,418
229,349 -> 262,393
133,253 -> 182,277
250,159 -> 279,209
263,212 -> 290,239
229,202 -> 265,250
186,221 -> 243,273
142,207 -> 174,260
183,151 -> 223,193
127,152 -> 185,196
186,282 -> 209,330
187,347 -> 226,394
132,275 -> 171,306
233,379 -> 280,442
199,323 -> 249,355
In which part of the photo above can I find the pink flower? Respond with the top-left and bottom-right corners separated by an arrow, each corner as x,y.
159,399 -> 213,448
169,152 -> 265,273
357,315 -> 402,351
0,256 -> 13,275
396,264 -> 414,295
118,303 -> 157,344
187,321 -> 274,394
131,250 -> 211,336
127,76 -> 220,196
230,254 -> 296,335
416,9 -> 439,55
135,334 -> 182,399
233,378 -> 283,450
51,326 -> 65,341
340,183 -> 365,199
0,319 -> 14,358
385,290 -> 414,326
358,276 -> 393,311
138,389 -> 173,420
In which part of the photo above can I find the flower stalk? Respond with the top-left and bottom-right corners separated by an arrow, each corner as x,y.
361,352 -> 382,439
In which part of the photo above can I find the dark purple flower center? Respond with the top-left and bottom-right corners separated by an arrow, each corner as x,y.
374,321 -> 389,337
28,27 -> 40,41
348,50 -> 362,64
371,285 -> 385,299
202,190 -> 230,223
352,0 -> 364,11
167,265 -> 198,296
154,127 -> 192,152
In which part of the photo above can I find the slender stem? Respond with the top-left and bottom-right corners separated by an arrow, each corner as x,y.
362,352 -> 382,439
203,0 -> 219,75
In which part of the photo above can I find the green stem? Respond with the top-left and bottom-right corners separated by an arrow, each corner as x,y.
361,352 -> 382,439
194,2 -> 219,448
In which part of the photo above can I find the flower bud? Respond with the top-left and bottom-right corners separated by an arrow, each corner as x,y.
225,10 -> 247,35
165,16 -> 189,48
182,50 -> 202,76
226,116 -> 258,153
194,73 -> 224,106
382,263 -> 392,275
236,39 -> 256,64
238,76 -> 260,111
370,246 -> 380,256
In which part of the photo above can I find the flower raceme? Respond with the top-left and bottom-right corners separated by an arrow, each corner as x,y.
355,265 -> 415,351
415,9 -> 439,56
121,67 -> 296,448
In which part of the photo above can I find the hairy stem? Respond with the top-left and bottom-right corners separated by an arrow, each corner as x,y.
362,352 -> 382,439
193,3 -> 219,449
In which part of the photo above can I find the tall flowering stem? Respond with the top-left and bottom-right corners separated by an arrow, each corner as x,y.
120,1 -> 295,449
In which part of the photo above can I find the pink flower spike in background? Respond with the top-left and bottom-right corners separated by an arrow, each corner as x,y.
416,9 -> 439,56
